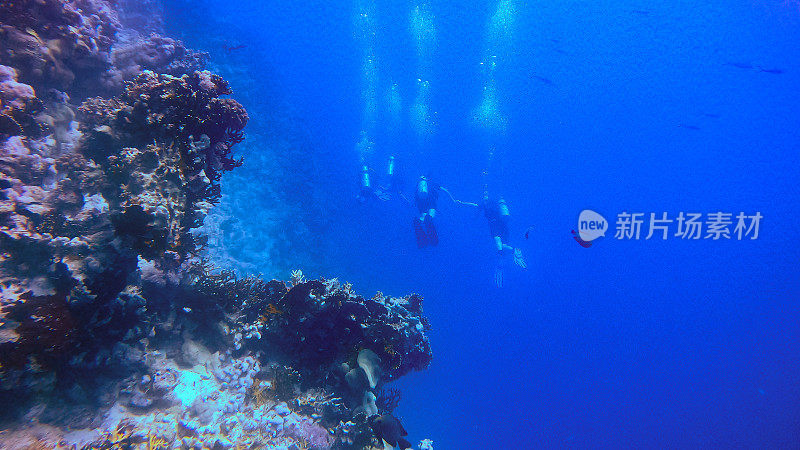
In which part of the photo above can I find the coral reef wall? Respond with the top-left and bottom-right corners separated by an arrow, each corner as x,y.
158,1 -> 334,278
0,1 -> 433,448
0,62 -> 247,376
191,65 -> 330,279
0,0 -> 207,100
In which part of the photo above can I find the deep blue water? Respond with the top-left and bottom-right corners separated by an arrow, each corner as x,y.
165,1 -> 800,447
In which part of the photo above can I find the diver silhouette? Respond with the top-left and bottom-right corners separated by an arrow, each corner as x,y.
413,175 -> 440,248
455,189 -> 526,287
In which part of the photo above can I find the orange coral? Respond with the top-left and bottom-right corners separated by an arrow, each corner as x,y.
147,433 -> 167,450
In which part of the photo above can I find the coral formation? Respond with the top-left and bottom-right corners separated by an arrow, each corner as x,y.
102,32 -> 209,92
0,0 -> 207,100
0,67 -> 249,374
0,66 -> 47,139
0,267 -> 433,448
0,0 -> 120,94
0,1 -> 433,448
216,275 -> 433,382
0,14 -> 248,421
77,69 -> 249,259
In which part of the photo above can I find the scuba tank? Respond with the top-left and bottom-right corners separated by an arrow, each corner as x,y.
387,156 -> 395,178
498,197 -> 510,217
417,176 -> 429,195
361,165 -> 371,190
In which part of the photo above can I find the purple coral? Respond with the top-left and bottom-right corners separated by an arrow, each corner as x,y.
0,66 -> 35,109
287,417 -> 333,449
0,66 -> 46,138
0,0 -> 120,95
242,280 -> 433,381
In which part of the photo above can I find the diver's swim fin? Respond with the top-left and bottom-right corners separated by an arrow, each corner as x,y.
423,216 -> 438,246
414,218 -> 427,248
494,267 -> 503,288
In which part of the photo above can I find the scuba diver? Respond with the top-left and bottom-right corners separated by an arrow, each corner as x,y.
379,155 -> 410,204
457,189 -> 526,287
414,175 -> 440,248
358,156 -> 409,204
413,176 -> 477,248
357,164 -> 390,203
357,165 -> 380,203
483,195 -> 526,287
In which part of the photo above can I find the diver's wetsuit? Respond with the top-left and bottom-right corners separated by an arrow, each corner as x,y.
483,197 -> 520,287
414,177 -> 439,247
386,156 -> 404,197
415,180 -> 439,214
483,198 -> 510,250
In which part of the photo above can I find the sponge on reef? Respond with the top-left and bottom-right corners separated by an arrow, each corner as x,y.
358,348 -> 382,389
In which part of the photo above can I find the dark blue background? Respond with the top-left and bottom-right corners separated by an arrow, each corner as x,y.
165,0 -> 800,447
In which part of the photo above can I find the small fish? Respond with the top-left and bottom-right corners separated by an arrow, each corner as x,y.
182,307 -> 192,313
222,43 -> 247,53
678,123 -> 701,131
532,75 -> 553,85
758,67 -> 784,74
369,414 -> 412,450
630,9 -> 651,15
702,113 -> 720,118
525,226 -> 534,239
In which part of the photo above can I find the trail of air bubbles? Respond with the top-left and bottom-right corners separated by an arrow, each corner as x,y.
387,81 -> 402,139
486,0 -> 516,59
354,0 -> 378,164
473,0 -> 516,135
410,3 -> 437,71
473,0 -> 517,183
409,2 -> 437,145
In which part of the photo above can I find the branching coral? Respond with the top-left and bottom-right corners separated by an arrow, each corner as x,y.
0,66 -> 47,139
225,278 -> 433,400
188,260 -> 286,315
290,269 -> 306,287
80,69 -> 248,188
74,70 -> 249,260
375,387 -> 401,413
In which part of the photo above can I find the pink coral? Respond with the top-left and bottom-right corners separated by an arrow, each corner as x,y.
286,417 -> 333,449
0,66 -> 36,109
